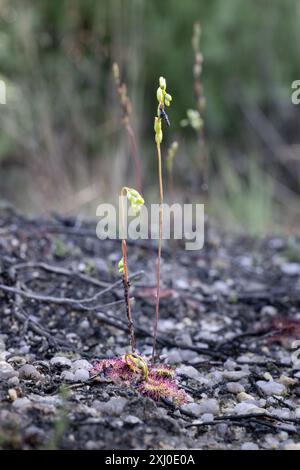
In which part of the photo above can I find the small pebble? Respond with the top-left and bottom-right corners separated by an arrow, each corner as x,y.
216,423 -> 228,437
74,368 -> 90,382
223,370 -> 249,381
61,370 -> 75,382
24,426 -> 45,446
12,397 -> 32,410
264,434 -> 279,449
50,356 -> 72,368
260,305 -> 277,316
241,442 -> 259,450
224,359 -> 237,371
284,443 -> 300,450
281,263 -> 300,276
201,413 -> 214,423
0,361 -> 18,380
18,364 -> 41,381
181,399 -> 219,417
93,397 -> 128,416
256,380 -> 286,396
8,388 -> 18,401
176,365 -> 202,381
7,376 -> 19,386
226,382 -> 245,394
278,375 -> 297,387
198,399 -> 219,416
123,415 -> 142,425
72,359 -> 92,371
180,403 -> 203,417
233,402 -> 266,415
79,319 -> 90,330
237,392 -> 255,402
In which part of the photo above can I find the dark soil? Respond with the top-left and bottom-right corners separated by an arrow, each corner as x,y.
0,205 -> 300,450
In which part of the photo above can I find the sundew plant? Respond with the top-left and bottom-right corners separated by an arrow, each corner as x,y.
91,76 -> 188,405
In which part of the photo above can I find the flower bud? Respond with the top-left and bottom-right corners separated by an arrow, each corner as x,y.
159,76 -> 166,90
126,188 -> 145,215
156,87 -> 163,103
112,62 -> 119,81
118,257 -> 124,274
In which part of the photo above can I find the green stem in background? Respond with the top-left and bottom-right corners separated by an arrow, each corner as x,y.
192,22 -> 208,194
166,141 -> 179,204
113,63 -> 143,194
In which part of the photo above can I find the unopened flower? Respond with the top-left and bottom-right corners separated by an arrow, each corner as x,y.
125,187 -> 144,215
118,257 -> 124,274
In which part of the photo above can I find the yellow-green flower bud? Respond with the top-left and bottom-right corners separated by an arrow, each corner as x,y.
126,188 -> 145,215
166,140 -> 179,173
171,141 -> 178,152
112,62 -> 120,81
118,257 -> 124,274
165,93 -> 172,102
159,76 -> 166,90
156,87 -> 163,104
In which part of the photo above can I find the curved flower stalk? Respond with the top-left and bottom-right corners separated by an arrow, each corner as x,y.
153,76 -> 173,362
118,186 -> 144,353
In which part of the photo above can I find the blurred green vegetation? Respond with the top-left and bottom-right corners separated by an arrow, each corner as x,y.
0,0 -> 300,233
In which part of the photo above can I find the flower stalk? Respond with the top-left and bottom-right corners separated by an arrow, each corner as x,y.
152,77 -> 173,362
119,186 -> 144,353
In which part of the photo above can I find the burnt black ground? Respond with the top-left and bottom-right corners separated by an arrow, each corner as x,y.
0,206 -> 300,450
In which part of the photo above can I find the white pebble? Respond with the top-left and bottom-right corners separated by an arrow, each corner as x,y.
256,380 -> 286,396
72,359 -> 92,371
226,382 -> 245,394
281,263 -> 300,276
241,442 -> 259,450
18,364 -> 41,381
201,413 -> 214,422
93,397 -> 128,416
123,415 -> 142,425
61,371 -> 75,382
74,368 -> 90,382
176,365 -> 202,381
50,356 -> 72,367
233,402 -> 266,415
12,397 -> 32,410
223,370 -> 249,381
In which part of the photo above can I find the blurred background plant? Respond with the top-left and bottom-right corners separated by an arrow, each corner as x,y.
0,0 -> 300,234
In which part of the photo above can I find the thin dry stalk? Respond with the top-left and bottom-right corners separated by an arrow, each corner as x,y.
120,187 -> 136,353
113,63 -> 143,194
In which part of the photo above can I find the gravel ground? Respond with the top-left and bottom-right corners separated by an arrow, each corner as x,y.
0,206 -> 300,450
